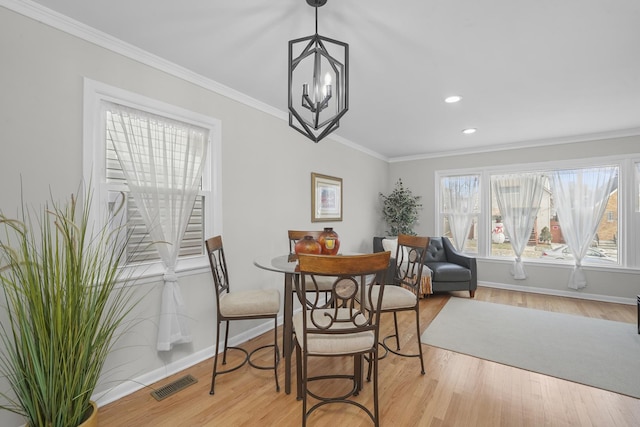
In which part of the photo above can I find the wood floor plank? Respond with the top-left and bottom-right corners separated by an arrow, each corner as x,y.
98,287 -> 640,426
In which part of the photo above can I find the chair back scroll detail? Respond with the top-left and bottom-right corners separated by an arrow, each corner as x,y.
205,236 -> 230,314
297,252 -> 391,340
395,235 -> 429,293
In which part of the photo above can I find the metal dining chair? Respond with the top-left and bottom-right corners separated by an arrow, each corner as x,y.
366,234 -> 430,376
294,251 -> 391,427
205,235 -> 281,395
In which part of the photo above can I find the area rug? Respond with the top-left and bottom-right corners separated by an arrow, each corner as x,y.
421,298 -> 640,398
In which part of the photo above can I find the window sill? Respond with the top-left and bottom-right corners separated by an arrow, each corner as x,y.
478,256 -> 640,274
117,255 -> 210,286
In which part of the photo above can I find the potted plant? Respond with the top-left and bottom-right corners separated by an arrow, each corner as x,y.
0,188 -> 139,427
379,178 -> 422,236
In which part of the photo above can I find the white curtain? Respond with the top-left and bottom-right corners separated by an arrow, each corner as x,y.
441,176 -> 479,251
549,167 -> 617,289
492,173 -> 545,279
107,104 -> 208,351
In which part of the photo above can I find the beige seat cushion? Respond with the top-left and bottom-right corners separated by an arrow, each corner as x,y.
363,285 -> 417,311
293,308 -> 375,355
219,289 -> 280,317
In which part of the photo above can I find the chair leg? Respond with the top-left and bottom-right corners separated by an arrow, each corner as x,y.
301,351 -> 308,427
273,317 -> 280,392
213,317 -> 280,396
295,339 -> 303,400
379,307 -> 426,376
222,320 -> 230,365
415,308 -> 425,375
354,354 -> 362,395
392,312 -> 401,350
372,348 -> 380,427
210,320 -> 222,395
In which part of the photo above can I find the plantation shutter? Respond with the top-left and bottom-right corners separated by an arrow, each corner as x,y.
106,118 -> 205,264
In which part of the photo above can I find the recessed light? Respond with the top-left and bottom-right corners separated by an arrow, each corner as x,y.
462,128 -> 477,134
445,95 -> 462,103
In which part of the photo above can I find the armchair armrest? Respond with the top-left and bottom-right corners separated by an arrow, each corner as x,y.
441,237 -> 477,289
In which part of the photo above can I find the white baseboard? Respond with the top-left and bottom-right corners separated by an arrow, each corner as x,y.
92,310 -> 292,408
479,281 -> 636,305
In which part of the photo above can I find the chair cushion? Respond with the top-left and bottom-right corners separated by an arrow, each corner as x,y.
293,308 -> 375,355
219,289 -> 280,317
428,262 -> 472,282
361,285 -> 416,310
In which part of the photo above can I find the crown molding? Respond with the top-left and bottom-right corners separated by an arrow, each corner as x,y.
389,127 -> 640,163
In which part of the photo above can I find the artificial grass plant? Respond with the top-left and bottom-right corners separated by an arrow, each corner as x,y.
0,189 -> 139,427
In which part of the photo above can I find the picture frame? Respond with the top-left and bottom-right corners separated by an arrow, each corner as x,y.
311,173 -> 342,222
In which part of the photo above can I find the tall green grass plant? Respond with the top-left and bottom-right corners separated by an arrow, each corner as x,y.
0,189 -> 138,426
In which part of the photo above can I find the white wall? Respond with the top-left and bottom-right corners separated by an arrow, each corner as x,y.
0,7 -> 389,426
390,136 -> 640,302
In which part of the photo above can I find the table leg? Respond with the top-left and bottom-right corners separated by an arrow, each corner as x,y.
283,273 -> 293,394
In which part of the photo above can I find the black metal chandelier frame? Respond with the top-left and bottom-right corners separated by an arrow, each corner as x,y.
288,0 -> 349,143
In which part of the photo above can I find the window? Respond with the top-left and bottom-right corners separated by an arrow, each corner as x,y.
487,167 -> 618,264
83,79 -> 222,273
105,105 -> 208,264
437,159 -> 630,267
490,172 -> 552,258
438,174 -> 480,253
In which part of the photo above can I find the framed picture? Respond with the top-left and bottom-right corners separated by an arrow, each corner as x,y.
311,173 -> 342,222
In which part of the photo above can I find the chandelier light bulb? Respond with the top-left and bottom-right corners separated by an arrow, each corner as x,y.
323,73 -> 332,97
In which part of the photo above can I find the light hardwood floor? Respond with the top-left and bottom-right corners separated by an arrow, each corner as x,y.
98,287 -> 640,426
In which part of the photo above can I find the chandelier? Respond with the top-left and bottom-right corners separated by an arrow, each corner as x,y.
288,0 -> 349,143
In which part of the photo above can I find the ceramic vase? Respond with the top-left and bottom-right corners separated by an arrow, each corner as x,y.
318,227 -> 340,255
294,235 -> 322,255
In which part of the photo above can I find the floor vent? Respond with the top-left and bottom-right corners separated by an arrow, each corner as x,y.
151,374 -> 198,401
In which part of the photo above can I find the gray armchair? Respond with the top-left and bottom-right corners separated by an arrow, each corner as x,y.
373,236 -> 477,298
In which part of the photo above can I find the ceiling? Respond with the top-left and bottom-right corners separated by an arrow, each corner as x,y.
25,0 -> 640,159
